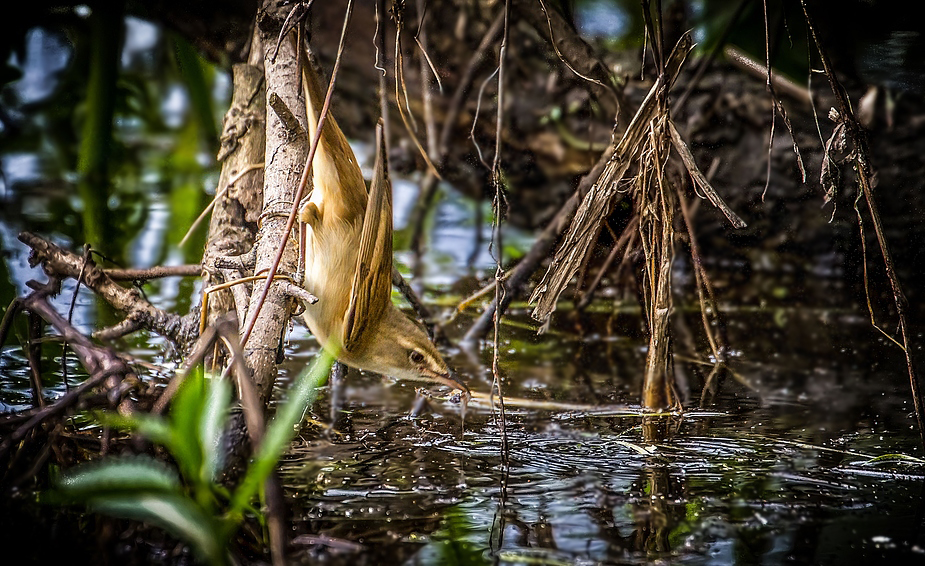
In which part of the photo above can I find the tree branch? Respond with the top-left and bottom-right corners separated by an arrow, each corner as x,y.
18,232 -> 199,347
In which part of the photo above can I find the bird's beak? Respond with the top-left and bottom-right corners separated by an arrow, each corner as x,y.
424,367 -> 470,397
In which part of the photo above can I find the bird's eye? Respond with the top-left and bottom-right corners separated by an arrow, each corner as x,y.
409,350 -> 425,364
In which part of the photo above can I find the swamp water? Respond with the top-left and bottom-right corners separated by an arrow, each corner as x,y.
3,25 -> 925,566
271,305 -> 925,565
3,172 -> 923,564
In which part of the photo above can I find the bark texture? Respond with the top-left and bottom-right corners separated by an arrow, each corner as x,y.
242,8 -> 310,404
201,61 -> 267,330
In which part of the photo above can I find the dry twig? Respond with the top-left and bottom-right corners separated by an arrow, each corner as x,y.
18,232 -> 199,347
798,0 -> 923,449
529,32 -> 694,324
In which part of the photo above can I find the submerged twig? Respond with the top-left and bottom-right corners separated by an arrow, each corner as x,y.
676,186 -> 731,406
466,390 -> 682,416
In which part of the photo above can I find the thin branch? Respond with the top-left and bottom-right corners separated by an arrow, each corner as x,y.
391,266 -> 432,322
724,45 -> 812,106
375,0 -> 391,156
799,0 -> 923,450
575,217 -> 638,311
180,163 -> 264,249
0,298 -> 24,348
489,0 -> 512,461
26,312 -> 46,408
18,232 -> 199,346
408,11 -> 505,256
463,144 -> 615,342
416,0 -> 439,163
667,120 -> 746,228
0,371 -> 111,458
104,264 -> 203,281
513,0 -> 625,123
413,0 -> 443,94
528,32 -> 693,324
391,3 -> 440,177
536,0 -> 614,92
62,244 -> 91,390
94,313 -> 145,342
676,186 -> 723,362
469,65 -> 500,170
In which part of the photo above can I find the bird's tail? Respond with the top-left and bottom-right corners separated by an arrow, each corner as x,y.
299,47 -> 366,218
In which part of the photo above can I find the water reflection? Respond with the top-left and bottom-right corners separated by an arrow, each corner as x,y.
5,28 -> 71,107
270,299 -> 925,565
3,11 -> 925,566
1,16 -> 222,261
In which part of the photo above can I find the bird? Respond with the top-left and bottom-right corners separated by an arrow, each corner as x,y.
297,56 -> 469,398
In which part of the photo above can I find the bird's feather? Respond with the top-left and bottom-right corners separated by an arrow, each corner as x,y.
343,122 -> 392,351
301,53 -> 366,225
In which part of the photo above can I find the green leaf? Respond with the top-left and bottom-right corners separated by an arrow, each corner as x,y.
229,350 -> 334,515
199,375 -> 232,485
93,411 -> 174,448
169,368 -> 207,482
89,493 -> 228,566
53,455 -> 180,501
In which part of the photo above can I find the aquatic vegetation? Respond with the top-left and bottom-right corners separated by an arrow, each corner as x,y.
52,352 -> 333,565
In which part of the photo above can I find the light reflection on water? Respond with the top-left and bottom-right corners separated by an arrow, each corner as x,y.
271,303 -> 925,565
7,28 -> 71,105
2,16 -> 925,566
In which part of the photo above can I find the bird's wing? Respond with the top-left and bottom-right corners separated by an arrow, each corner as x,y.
343,121 -> 392,351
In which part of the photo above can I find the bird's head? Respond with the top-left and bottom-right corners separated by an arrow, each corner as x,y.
352,308 -> 469,396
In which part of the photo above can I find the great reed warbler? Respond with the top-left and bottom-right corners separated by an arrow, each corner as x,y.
297,58 -> 469,397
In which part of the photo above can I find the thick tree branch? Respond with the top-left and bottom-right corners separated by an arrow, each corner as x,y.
202,54 -> 267,333
241,7 -> 310,405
